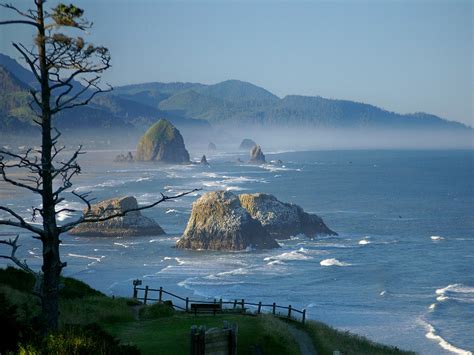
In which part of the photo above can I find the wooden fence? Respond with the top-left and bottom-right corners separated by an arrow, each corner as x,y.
132,280 -> 307,324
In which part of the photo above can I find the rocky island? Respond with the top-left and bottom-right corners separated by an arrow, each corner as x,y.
135,119 -> 190,163
239,193 -> 336,238
176,190 -> 336,251
69,196 -> 165,237
249,145 -> 266,164
239,138 -> 257,150
176,191 -> 279,251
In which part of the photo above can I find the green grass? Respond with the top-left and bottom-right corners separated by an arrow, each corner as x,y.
103,313 -> 299,355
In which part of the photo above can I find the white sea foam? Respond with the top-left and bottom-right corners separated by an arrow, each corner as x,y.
166,209 -> 179,214
267,260 -> 285,266
114,242 -> 129,248
359,239 -> 371,245
435,284 -> 474,304
67,253 -> 103,262
422,320 -> 472,355
380,290 -> 386,296
431,236 -> 445,241
320,258 -> 351,267
162,256 -> 185,265
264,248 -> 312,262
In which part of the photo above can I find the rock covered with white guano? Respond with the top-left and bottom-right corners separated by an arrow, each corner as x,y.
69,196 -> 165,237
176,191 -> 279,250
239,193 -> 337,238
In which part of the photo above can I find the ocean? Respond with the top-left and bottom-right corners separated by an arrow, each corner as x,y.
0,149 -> 472,354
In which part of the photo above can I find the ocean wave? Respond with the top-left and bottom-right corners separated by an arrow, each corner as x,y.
431,235 -> 445,241
162,256 -> 185,265
435,284 -> 474,304
264,248 -> 312,262
320,258 -> 351,267
421,320 -> 472,355
358,239 -> 371,245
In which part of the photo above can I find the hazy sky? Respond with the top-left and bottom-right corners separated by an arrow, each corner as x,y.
1,0 -> 472,126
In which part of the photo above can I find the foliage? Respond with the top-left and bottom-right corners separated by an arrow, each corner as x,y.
18,323 -> 140,355
139,301 -> 175,319
60,296 -> 135,326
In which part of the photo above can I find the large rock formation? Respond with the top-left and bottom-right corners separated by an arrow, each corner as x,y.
135,119 -> 190,163
249,145 -> 266,164
208,142 -> 217,150
239,138 -> 256,150
176,191 -> 279,250
239,193 -> 337,239
69,196 -> 165,237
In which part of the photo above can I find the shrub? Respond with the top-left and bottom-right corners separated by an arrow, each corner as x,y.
19,323 -> 140,355
139,301 -> 175,319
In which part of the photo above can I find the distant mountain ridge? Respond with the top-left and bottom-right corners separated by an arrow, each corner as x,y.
0,53 -> 470,135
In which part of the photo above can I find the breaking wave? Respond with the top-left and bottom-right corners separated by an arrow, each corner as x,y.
320,258 -> 351,267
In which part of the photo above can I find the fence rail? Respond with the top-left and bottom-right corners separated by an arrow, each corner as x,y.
132,281 -> 307,324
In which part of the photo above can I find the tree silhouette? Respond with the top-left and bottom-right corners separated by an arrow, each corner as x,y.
0,1 -> 197,331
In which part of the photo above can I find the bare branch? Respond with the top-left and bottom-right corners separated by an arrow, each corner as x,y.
0,19 -> 39,27
0,3 -> 37,21
0,206 -> 44,235
0,235 -> 42,296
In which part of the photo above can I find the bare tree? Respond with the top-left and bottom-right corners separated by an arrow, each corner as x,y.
0,1 -> 197,331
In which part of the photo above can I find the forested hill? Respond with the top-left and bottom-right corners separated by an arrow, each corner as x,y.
0,53 -> 469,134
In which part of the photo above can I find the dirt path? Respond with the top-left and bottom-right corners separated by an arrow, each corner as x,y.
287,323 -> 317,355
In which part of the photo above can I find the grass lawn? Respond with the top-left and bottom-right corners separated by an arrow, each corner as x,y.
103,313 -> 300,355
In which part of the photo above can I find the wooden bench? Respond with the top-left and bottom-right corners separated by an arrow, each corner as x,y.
190,303 -> 222,315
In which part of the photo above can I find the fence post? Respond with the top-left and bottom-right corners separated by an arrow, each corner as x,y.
159,286 -> 163,302
219,298 -> 223,309
241,299 -> 245,310
230,323 -> 238,355
186,297 -> 189,312
272,302 -> 276,315
133,284 -> 137,299
233,299 -> 237,309
199,326 -> 206,355
144,285 -> 149,305
302,309 -> 306,324
288,305 -> 292,319
190,325 -> 197,355
258,301 -> 262,314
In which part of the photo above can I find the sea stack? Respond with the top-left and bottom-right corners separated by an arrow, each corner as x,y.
208,142 -> 217,151
135,119 -> 190,163
239,193 -> 337,239
69,196 -> 165,237
239,138 -> 257,150
249,145 -> 266,164
200,155 -> 209,165
176,191 -> 279,251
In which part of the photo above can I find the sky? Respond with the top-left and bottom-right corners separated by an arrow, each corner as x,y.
0,0 -> 472,126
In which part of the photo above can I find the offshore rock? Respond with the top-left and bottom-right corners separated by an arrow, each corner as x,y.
69,196 -> 165,237
200,155 -> 209,165
135,119 -> 190,163
208,142 -> 217,150
114,151 -> 134,163
239,193 -> 337,239
176,191 -> 279,250
239,138 -> 257,150
249,145 -> 266,164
